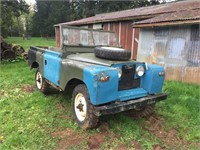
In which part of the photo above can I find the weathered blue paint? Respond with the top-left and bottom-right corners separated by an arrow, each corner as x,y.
83,65 -> 148,105
141,64 -> 165,94
83,65 -> 118,105
118,88 -> 147,101
43,49 -> 62,86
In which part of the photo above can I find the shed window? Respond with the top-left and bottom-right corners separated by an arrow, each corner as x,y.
190,24 -> 199,41
154,27 -> 169,36
93,24 -> 103,30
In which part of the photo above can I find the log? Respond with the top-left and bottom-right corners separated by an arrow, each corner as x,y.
2,49 -> 16,60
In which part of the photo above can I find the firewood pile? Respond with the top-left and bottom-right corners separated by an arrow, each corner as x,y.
0,38 -> 28,60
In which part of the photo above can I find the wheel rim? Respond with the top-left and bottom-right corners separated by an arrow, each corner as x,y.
36,71 -> 42,89
74,93 -> 87,122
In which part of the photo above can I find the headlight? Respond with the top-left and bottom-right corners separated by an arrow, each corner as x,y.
116,67 -> 122,78
136,66 -> 145,77
159,71 -> 165,76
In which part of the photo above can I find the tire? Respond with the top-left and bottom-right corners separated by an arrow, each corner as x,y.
129,104 -> 155,118
94,46 -> 131,61
72,84 -> 99,129
35,69 -> 50,94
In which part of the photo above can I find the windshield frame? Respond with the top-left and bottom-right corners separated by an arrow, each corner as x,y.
60,25 -> 120,48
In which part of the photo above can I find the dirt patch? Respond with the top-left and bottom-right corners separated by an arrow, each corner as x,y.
53,121 -> 165,149
21,85 -> 35,93
52,128 -> 86,150
153,144 -> 164,150
88,133 -> 105,149
117,143 -> 128,150
0,90 -> 4,96
98,121 -> 109,133
131,141 -> 142,150
53,121 -> 123,150
53,127 -> 108,150
144,115 -> 188,148
88,121 -> 113,149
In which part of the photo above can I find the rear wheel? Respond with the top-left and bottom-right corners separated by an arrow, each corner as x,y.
72,84 -> 98,129
35,69 -> 50,94
129,104 -> 155,118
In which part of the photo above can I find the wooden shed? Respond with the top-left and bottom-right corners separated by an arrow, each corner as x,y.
54,0 -> 200,84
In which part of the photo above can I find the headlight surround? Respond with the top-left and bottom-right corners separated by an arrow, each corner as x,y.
116,67 -> 122,78
136,66 -> 145,77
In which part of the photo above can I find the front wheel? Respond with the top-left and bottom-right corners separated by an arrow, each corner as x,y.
72,84 -> 99,129
129,104 -> 155,118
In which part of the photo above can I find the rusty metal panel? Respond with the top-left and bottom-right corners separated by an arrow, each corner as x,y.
137,28 -> 155,62
103,23 -> 108,31
120,22 -> 127,49
187,24 -> 200,67
55,27 -> 60,48
183,67 -> 200,84
137,24 -> 200,84
113,22 -> 119,39
110,23 -> 113,31
110,21 -> 132,50
132,28 -> 140,60
126,22 -> 133,51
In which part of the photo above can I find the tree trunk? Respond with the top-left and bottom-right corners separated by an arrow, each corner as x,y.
16,17 -> 21,37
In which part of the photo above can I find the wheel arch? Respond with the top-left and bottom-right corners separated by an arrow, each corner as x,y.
64,78 -> 86,94
31,61 -> 39,69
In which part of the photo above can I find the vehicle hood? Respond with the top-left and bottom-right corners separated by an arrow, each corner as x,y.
67,53 -> 137,66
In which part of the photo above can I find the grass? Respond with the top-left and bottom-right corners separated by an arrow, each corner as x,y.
157,82 -> 200,142
0,62 -> 67,149
4,37 -> 56,50
0,37 -> 199,149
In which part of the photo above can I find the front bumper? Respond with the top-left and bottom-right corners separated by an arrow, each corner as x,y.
93,93 -> 167,116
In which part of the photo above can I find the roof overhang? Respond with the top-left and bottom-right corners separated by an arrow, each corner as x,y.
133,9 -> 200,28
133,19 -> 200,28
54,15 -> 156,27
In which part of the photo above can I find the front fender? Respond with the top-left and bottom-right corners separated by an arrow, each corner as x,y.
141,64 -> 165,94
83,65 -> 119,105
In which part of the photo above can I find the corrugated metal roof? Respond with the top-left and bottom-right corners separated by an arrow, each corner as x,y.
133,9 -> 200,27
55,0 -> 200,26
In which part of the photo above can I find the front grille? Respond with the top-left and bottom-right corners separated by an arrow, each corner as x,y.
118,64 -> 140,91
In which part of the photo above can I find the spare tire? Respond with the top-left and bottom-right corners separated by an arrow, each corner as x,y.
94,47 -> 131,61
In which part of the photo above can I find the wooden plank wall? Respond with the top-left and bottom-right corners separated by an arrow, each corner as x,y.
55,27 -> 60,48
103,21 -> 139,59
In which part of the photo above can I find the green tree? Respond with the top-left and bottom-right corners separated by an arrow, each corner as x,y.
31,0 -> 167,37
32,0 -> 72,37
1,0 -> 29,37
1,1 -> 14,37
